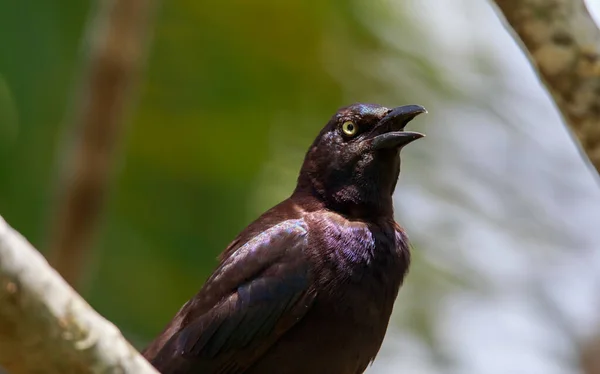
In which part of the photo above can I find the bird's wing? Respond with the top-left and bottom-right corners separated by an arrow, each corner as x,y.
145,219 -> 315,374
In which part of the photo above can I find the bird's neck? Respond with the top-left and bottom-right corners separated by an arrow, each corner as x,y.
293,176 -> 395,220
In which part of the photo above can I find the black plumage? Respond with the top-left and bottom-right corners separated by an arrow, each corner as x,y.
143,103 -> 426,374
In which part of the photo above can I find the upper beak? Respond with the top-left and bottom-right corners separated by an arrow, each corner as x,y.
370,104 -> 427,150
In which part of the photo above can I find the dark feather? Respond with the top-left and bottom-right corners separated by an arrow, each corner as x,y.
146,219 -> 315,373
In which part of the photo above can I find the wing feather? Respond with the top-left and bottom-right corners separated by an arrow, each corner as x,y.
144,219 -> 315,374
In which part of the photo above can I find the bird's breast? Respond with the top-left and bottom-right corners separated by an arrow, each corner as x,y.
304,211 -> 409,327
305,211 -> 408,287
263,212 -> 410,373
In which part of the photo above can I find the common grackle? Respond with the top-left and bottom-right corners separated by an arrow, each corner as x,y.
143,103 -> 426,374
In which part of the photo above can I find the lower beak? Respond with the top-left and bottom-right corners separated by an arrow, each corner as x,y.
371,131 -> 424,150
370,104 -> 427,150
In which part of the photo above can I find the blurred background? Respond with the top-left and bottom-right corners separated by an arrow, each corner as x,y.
1,0 -> 600,373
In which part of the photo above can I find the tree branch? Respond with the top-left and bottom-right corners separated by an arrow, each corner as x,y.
0,214 -> 158,374
47,0 -> 156,287
581,331 -> 600,374
492,0 -> 600,175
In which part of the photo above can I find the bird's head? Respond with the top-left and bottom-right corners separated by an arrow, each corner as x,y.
295,103 -> 426,218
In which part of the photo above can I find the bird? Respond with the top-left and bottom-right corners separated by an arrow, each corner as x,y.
142,103 -> 426,374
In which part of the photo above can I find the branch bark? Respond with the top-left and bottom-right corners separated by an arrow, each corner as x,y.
0,214 -> 159,374
47,0 -> 156,287
581,331 -> 600,374
492,0 -> 600,175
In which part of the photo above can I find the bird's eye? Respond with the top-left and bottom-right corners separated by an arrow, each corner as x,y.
342,121 -> 358,137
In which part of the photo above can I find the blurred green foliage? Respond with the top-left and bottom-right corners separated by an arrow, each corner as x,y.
0,0 -> 436,345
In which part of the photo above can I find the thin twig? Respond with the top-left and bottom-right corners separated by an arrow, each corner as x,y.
47,0 -> 156,287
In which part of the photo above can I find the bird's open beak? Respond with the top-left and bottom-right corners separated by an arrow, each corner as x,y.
371,105 -> 426,150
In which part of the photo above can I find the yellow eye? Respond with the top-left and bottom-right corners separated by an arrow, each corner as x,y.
342,121 -> 358,136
